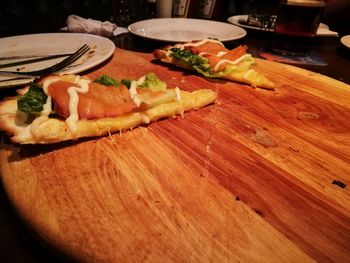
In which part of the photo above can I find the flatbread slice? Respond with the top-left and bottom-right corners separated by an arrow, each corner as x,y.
153,39 -> 275,90
0,73 -> 216,144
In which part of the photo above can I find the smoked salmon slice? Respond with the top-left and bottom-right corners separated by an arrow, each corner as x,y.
185,41 -> 227,55
48,81 -> 171,120
201,45 -> 248,72
48,81 -> 136,119
221,45 -> 248,60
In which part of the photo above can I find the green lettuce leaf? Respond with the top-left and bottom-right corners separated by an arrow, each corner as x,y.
170,47 -> 256,79
139,72 -> 167,91
170,48 -> 212,74
17,83 -> 47,113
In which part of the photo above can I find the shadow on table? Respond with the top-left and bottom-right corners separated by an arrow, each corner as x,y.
0,181 -> 76,262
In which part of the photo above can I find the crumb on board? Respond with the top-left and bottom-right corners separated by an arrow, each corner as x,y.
332,180 -> 346,189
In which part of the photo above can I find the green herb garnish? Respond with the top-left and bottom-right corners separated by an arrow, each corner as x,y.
17,83 -> 47,113
94,75 -> 120,87
170,48 -> 214,76
121,79 -> 132,89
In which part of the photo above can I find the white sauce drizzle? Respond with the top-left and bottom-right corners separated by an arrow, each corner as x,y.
140,114 -> 150,124
165,49 -> 173,57
217,51 -> 228,57
136,75 -> 146,86
42,77 -> 59,94
171,39 -> 250,74
21,76 -> 92,139
175,87 -> 182,101
198,51 -> 228,57
41,96 -> 52,116
174,87 -> 184,118
213,54 -> 251,72
41,77 -> 60,117
65,77 -> 91,133
129,81 -> 141,108
129,75 -> 147,108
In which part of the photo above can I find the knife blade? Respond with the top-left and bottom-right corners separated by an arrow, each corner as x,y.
0,53 -> 74,69
0,76 -> 35,83
0,52 -> 74,60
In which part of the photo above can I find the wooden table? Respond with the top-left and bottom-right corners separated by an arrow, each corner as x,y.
1,39 -> 350,262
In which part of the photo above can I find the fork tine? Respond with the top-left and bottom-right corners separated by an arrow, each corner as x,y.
43,44 -> 91,74
0,44 -> 91,78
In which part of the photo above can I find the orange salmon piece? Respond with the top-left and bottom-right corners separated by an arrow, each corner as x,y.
186,41 -> 227,55
202,45 -> 248,72
48,81 -> 137,119
221,45 -> 248,60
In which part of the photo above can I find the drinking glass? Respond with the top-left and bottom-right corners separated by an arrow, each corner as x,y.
112,0 -> 148,26
273,0 -> 326,55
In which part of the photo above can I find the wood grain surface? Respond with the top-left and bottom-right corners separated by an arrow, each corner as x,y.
1,48 -> 350,262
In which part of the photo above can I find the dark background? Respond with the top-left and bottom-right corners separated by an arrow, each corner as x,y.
0,0 -> 114,37
0,0 -> 348,38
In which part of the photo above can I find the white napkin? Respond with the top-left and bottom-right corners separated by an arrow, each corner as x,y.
316,23 -> 338,37
66,15 -> 128,37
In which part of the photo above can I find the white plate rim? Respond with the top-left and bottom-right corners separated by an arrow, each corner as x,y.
128,18 -> 247,43
340,35 -> 350,49
0,32 -> 115,88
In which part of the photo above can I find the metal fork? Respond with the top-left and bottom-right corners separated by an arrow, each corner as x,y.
0,44 -> 91,78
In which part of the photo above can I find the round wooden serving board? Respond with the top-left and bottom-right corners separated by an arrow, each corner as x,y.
1,48 -> 350,262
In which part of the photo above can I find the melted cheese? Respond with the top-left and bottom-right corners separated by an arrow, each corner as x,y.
16,125 -> 33,142
213,54 -> 251,72
243,69 -> 255,80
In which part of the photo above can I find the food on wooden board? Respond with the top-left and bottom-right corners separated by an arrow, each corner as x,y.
0,73 -> 217,144
153,38 -> 275,90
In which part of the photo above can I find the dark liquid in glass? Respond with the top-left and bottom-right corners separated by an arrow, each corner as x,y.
275,3 -> 325,37
273,1 -> 325,55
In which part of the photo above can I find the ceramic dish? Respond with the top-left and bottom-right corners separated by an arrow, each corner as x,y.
0,33 -> 115,88
340,35 -> 350,49
128,18 -> 247,43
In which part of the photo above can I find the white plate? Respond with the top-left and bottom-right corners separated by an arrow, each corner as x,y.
128,18 -> 246,43
0,33 -> 115,88
227,15 -> 337,36
340,35 -> 350,49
